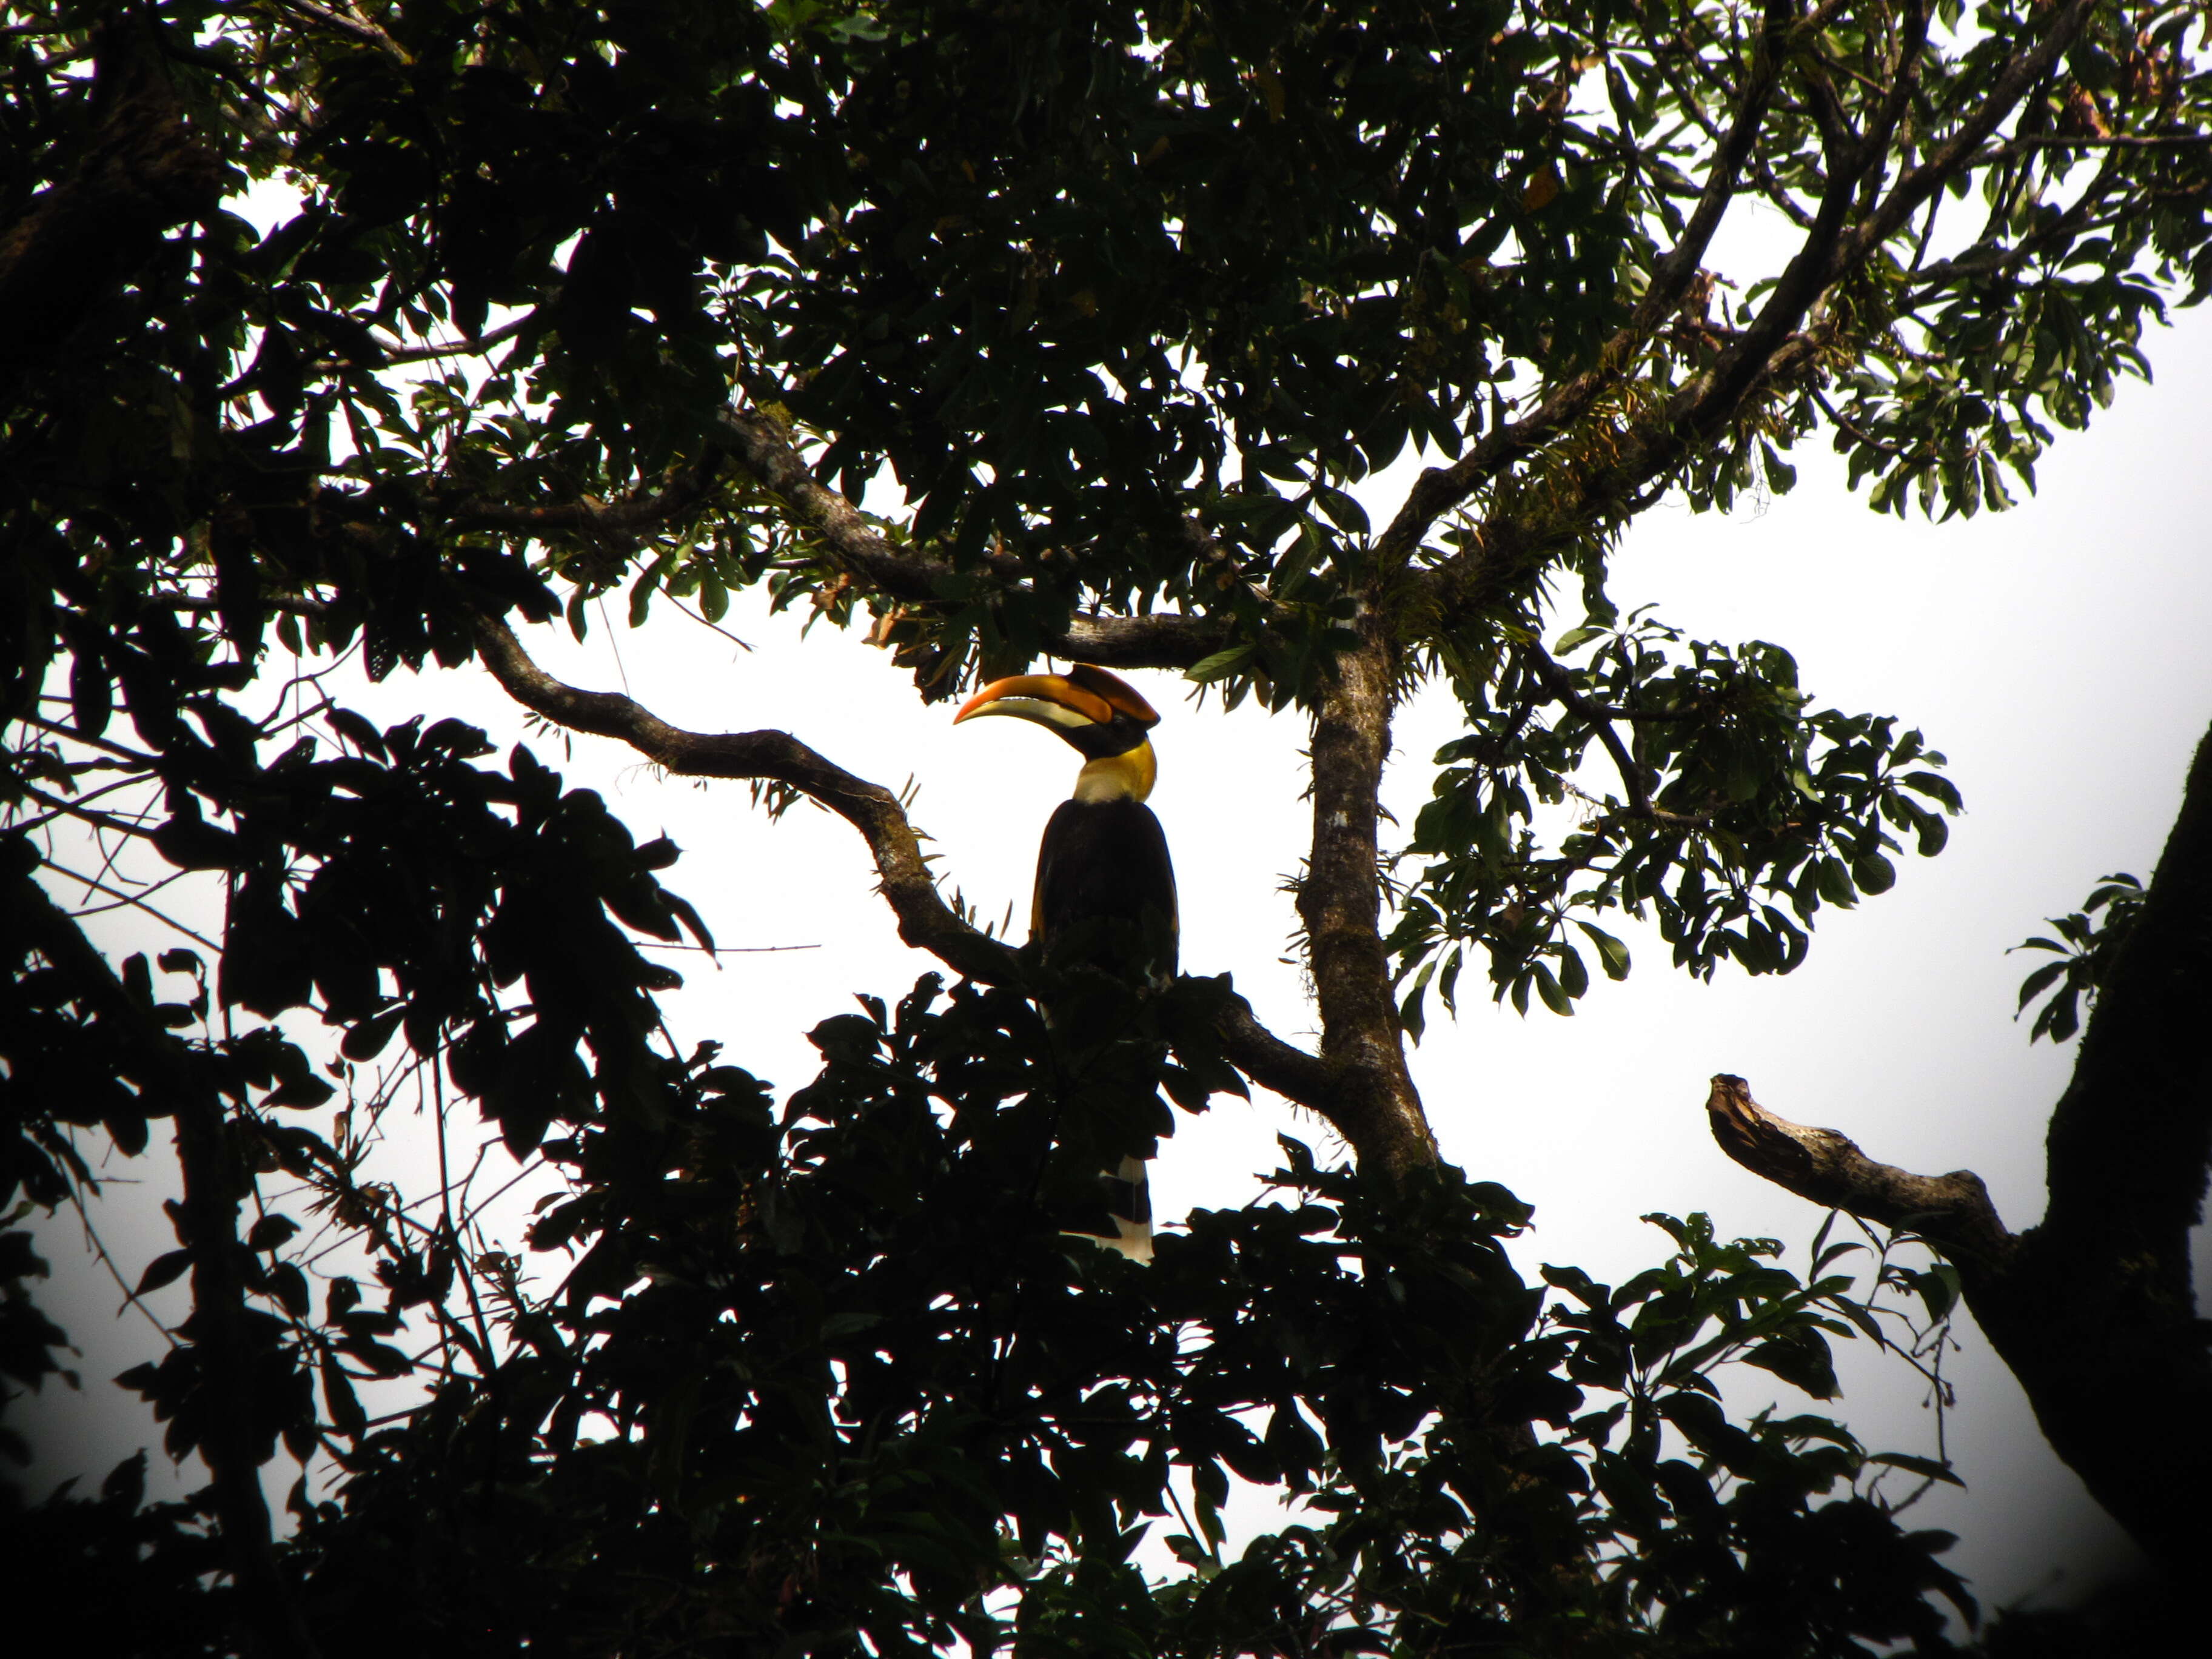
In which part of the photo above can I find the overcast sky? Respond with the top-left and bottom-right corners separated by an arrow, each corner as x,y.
23,283 -> 2212,1623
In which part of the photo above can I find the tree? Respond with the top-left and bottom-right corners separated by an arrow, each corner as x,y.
3,0 -> 2208,1652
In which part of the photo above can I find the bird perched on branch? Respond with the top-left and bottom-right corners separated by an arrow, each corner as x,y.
954,663 -> 1179,1258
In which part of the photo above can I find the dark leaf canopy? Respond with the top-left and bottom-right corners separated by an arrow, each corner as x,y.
5,0 -> 2207,1650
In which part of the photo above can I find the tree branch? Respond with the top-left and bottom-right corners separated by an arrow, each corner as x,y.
1703,1074 -> 2015,1269
374,315 -> 526,364
0,19 -> 223,381
2043,717 -> 2212,1255
1405,0 -> 2104,633
440,461 -> 720,537
471,612 -> 1016,984
710,407 -> 1235,670
1828,0 -> 2097,278
1373,0 -> 1797,572
273,0 -> 410,62
1215,987 -> 1336,1117
469,614 -> 1367,1138
1294,618 -> 1436,1179
1706,716 -> 2212,1574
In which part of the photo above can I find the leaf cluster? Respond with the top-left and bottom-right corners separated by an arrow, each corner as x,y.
258,972 -> 1974,1657
1390,613 -> 1962,1030
2009,870 -> 2144,1042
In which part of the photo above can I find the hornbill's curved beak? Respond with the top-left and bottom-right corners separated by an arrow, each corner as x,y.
951,665 -> 1161,743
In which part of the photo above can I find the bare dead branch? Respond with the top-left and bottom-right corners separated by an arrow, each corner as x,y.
1703,1074 -> 2015,1269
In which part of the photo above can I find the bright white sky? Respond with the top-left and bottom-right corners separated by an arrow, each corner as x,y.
25,283 -> 2212,1625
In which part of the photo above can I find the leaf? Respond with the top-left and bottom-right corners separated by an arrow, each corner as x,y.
2014,960 -> 2068,1010
341,1007 -> 406,1062
1900,769 -> 1962,811
321,1350 -> 366,1439
1315,485 -> 1369,534
1532,960 -> 1574,1016
1185,645 -> 1256,684
247,1214 -> 301,1252
1741,1330 -> 1838,1399
1575,921 -> 1631,980
135,1249 -> 192,1296
1869,1450 -> 1963,1487
1851,852 -> 1897,895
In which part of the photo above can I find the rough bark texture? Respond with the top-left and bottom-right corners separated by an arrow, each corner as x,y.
1704,1076 -> 2014,1269
1293,616 -> 1437,1180
1706,721 -> 2212,1568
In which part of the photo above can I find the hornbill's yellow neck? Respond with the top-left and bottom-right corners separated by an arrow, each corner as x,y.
1073,740 -> 1156,803
951,664 -> 1162,800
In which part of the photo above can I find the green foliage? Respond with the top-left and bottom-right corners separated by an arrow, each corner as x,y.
2010,871 -> 2145,1043
264,973 -> 1969,1657
1390,614 -> 1962,1030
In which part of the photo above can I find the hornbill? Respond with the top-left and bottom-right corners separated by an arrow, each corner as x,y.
954,663 -> 1178,1259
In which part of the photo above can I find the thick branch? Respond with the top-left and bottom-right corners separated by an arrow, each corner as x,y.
1703,1074 -> 2014,1269
1294,618 -> 1436,1179
1410,0 -> 2095,629
1216,987 -> 1336,1116
1708,1061 -> 2212,1568
711,407 -> 1233,670
1679,1 -> 1931,432
1834,0 -> 2096,272
2043,718 -> 2212,1253
1374,1 -> 1796,572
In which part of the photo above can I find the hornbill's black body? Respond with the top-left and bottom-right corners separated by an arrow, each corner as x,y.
954,663 -> 1178,1257
1031,796 -> 1178,979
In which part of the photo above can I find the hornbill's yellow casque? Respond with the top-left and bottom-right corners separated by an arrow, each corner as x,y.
954,663 -> 1178,1259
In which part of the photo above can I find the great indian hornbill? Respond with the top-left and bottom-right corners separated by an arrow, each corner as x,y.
954,663 -> 1178,1259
